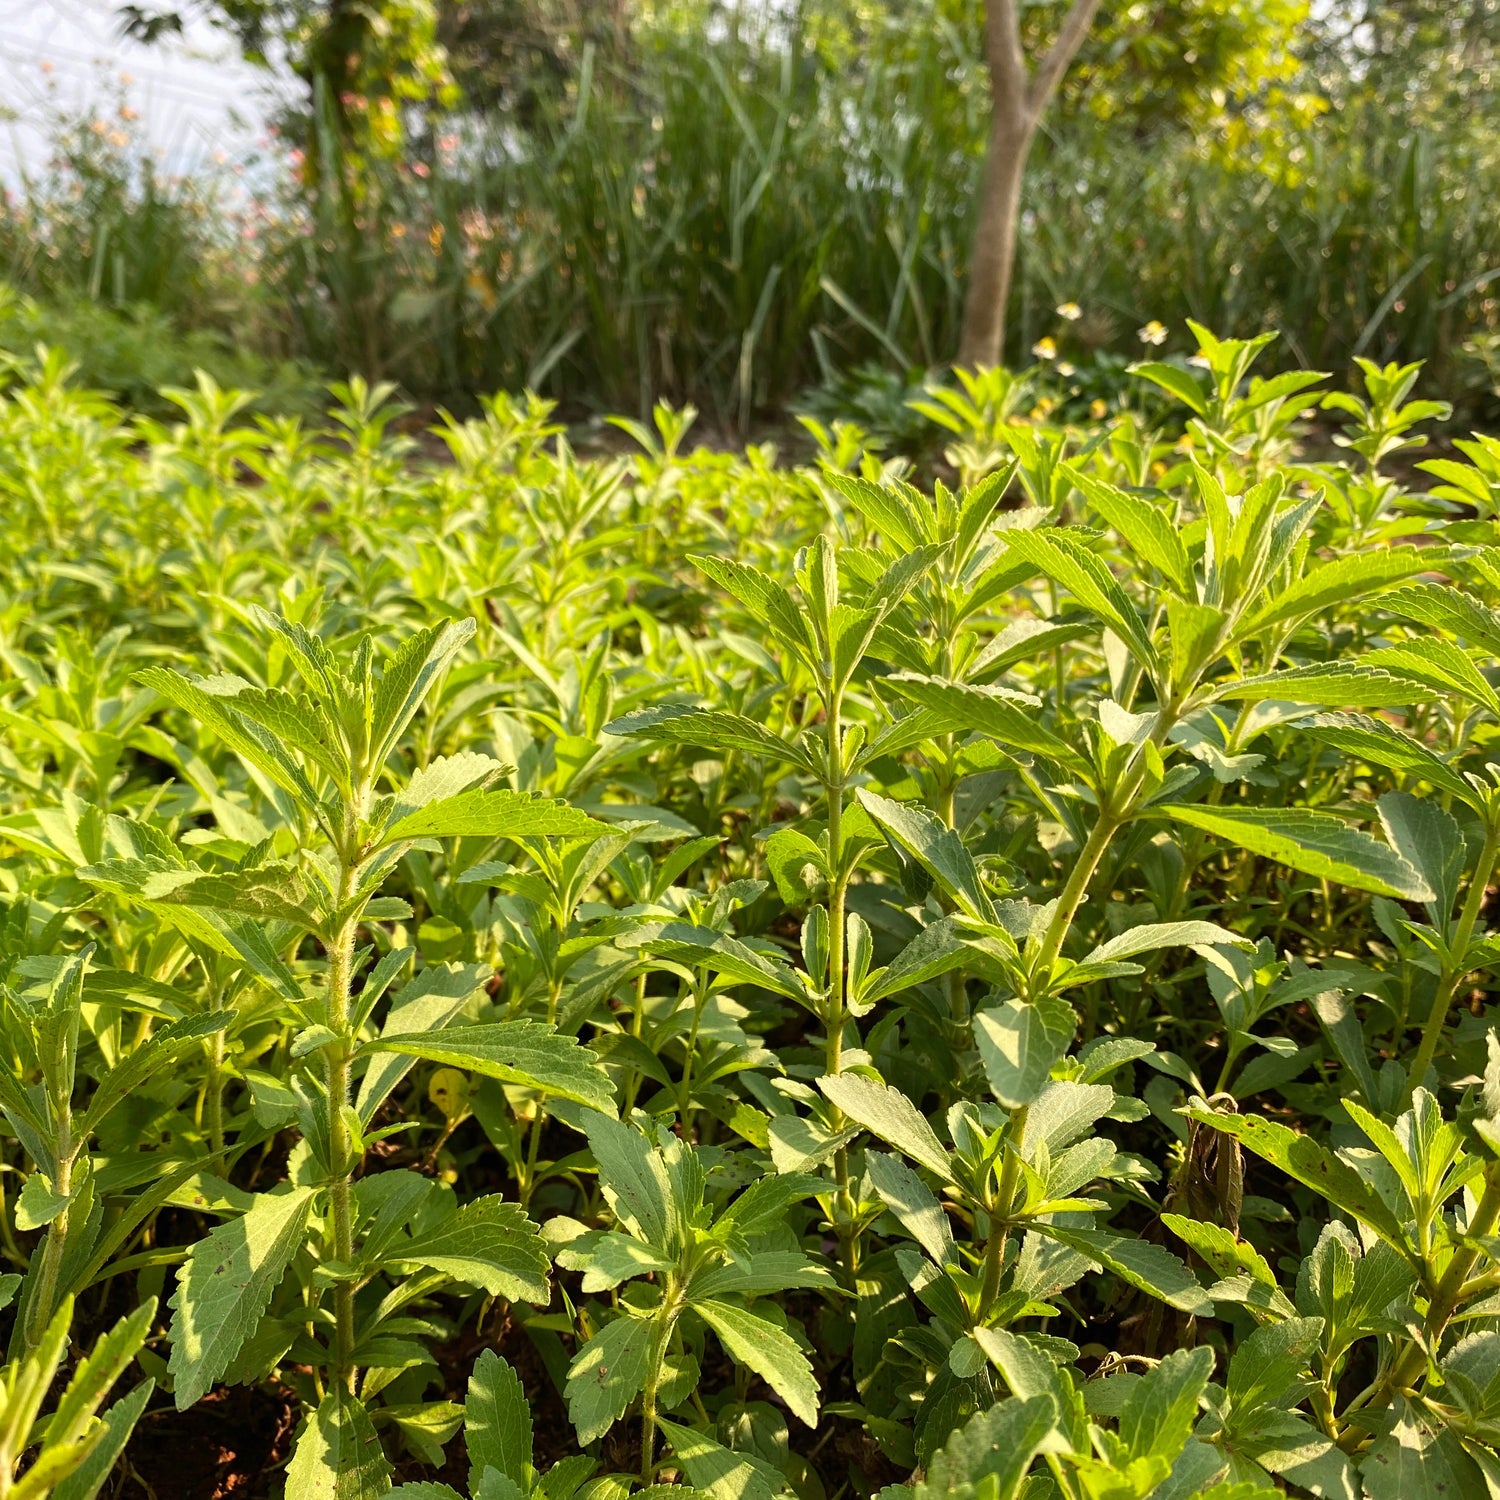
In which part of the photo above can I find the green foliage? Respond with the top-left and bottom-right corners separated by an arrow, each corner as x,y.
6,328 -> 1500,1500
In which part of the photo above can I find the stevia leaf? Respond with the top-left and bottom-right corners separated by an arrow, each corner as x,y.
383,790 -> 601,845
626,923 -> 807,1002
1001,528 -> 1160,674
1377,789 -> 1467,920
1243,547 -> 1441,632
1033,1226 -> 1213,1315
1359,1398 -> 1479,1500
583,1110 -> 674,1251
817,1072 -> 953,1181
1212,663 -> 1438,708
45,1297 -> 156,1451
465,1350 -> 532,1489
917,1393 -> 1061,1500
1130,362 -> 1209,416
168,1185 -> 317,1410
656,1417 -> 787,1500
1297,714 -> 1472,803
370,619 -> 476,769
713,1173 -> 826,1239
861,917 -> 968,1007
973,1000 -> 1075,1110
284,1388 -> 391,1500
1160,1214 -> 1293,1315
690,554 -> 818,661
79,1010 -> 232,1138
826,473 -> 929,551
687,1252 -> 834,1300
135,668 -> 323,809
392,1197 -> 549,1302
1364,638 -> 1500,715
1074,473 -> 1194,596
1083,921 -> 1249,964
50,1376 -> 154,1500
857,790 -> 996,922
558,1230 -> 674,1292
565,1316 -> 653,1444
1160,804 -> 1435,902
1383,583 -> 1500,655
885,675 -> 1087,771
367,1021 -> 615,1114
864,1152 -> 956,1268
1225,1318 -> 1322,1423
1118,1345 -> 1215,1465
1179,1106 -> 1407,1247
355,963 -> 489,1124
392,751 -> 507,818
605,704 -> 816,772
695,1300 -> 819,1426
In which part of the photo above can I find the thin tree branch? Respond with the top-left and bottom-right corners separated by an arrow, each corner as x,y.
1026,0 -> 1104,116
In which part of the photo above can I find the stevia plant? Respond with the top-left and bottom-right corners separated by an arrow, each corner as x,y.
62,611 -> 620,1492
0,1291 -> 156,1500
8,327 -> 1500,1500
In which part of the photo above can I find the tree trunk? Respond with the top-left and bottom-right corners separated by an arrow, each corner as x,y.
959,104 -> 1033,370
956,0 -> 1103,370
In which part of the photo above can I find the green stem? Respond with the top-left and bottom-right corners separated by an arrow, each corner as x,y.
23,1147 -> 72,1354
1406,820 -> 1500,1108
1032,805 -> 1125,986
206,1012 -> 227,1159
986,1105 -> 1027,1295
325,866 -> 361,1395
1350,1160 -> 1500,1436
640,1302 -> 677,1484
823,687 -> 858,1274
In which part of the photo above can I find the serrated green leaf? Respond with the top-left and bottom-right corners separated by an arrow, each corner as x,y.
973,1000 -> 1075,1109
920,1395 -> 1061,1500
383,790 -> 601,845
1212,662 -> 1438,708
885,676 -> 1087,772
1130,362 -> 1209,416
605,704 -> 815,773
1180,1106 -> 1407,1247
284,1388 -> 392,1500
136,667 -> 323,809
583,1110 -> 676,1251
465,1349 -> 532,1489
857,790 -> 995,922
370,619 -> 477,770
695,1300 -> 818,1426
1033,1226 -> 1212,1314
393,1196 -> 549,1302
1245,547 -> 1443,633
367,1021 -> 615,1113
864,1153 -> 955,1268
818,1072 -> 952,1181
1001,529 -> 1160,674
168,1186 -> 316,1410
1297,714 -> 1472,803
1075,474 -> 1194,596
1118,1345 -> 1215,1465
565,1316 -> 653,1445
1083,921 -> 1248,965
656,1417 -> 786,1500
1161,804 -> 1434,902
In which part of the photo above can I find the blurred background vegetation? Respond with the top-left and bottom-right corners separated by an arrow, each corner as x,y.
0,0 -> 1497,430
